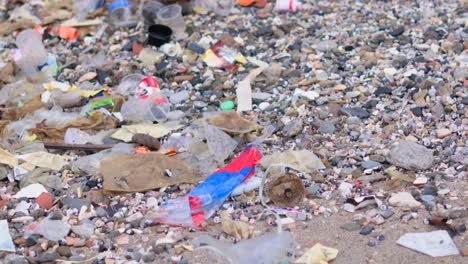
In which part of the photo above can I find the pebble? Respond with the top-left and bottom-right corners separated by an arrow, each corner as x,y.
258,102 -> 270,111
57,246 -> 72,257
340,107 -> 370,119
360,225 -> 375,235
436,128 -> 451,139
317,121 -> 335,134
361,160 -> 382,169
379,209 -> 395,219
340,222 -> 361,231
386,141 -> 434,170
282,118 -> 303,137
388,192 -> 422,208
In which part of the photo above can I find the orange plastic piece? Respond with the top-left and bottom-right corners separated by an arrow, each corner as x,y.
58,25 -> 78,41
135,146 -> 150,154
159,147 -> 177,157
238,0 -> 266,8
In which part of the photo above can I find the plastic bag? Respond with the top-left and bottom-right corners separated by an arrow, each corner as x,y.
152,145 -> 262,227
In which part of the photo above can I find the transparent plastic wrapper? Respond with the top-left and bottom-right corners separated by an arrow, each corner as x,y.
72,143 -> 134,174
152,145 -> 262,227
157,4 -> 186,39
207,0 -> 234,16
64,128 -> 91,144
191,0 -> 211,15
192,231 -> 294,264
33,107 -> 80,127
73,0 -> 101,21
15,29 -> 48,76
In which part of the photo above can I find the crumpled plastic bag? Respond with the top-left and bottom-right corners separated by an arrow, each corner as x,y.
296,243 -> 339,264
0,96 -> 46,121
221,211 -> 250,240
29,112 -> 118,142
101,152 -> 202,194
205,111 -> 262,135
260,149 -> 325,174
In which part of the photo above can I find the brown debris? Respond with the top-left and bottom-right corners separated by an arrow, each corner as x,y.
101,153 -> 203,194
266,173 -> 305,208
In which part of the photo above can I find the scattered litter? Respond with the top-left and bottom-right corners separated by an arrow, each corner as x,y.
296,243 -> 339,264
397,230 -> 459,257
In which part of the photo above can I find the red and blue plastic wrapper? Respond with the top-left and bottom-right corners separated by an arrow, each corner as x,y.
153,145 -> 262,227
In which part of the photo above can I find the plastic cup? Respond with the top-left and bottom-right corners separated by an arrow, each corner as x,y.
143,1 -> 165,27
16,29 -> 48,76
148,24 -> 172,47
157,4 -> 186,39
108,5 -> 138,27
108,0 -> 130,13
118,74 -> 144,96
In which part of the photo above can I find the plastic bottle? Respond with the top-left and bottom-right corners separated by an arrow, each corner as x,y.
15,29 -> 48,76
192,231 -> 294,264
157,4 -> 186,39
275,0 -> 302,12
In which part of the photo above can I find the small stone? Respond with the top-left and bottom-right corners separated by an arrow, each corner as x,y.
422,185 -> 438,196
389,192 -> 422,208
361,160 -> 382,169
340,107 -> 370,119
343,203 -> 356,213
258,102 -> 270,111
36,192 -> 53,210
367,239 -> 377,247
360,225 -> 375,235
389,26 -> 405,37
142,252 -> 156,263
307,185 -> 321,195
282,118 -> 303,137
436,128 -> 451,139
57,246 -> 72,257
410,107 -> 423,117
413,176 -> 428,185
340,222 -> 361,231
371,215 -> 385,225
36,252 -> 60,263
379,209 -> 394,219
437,189 -> 450,196
386,141 -> 434,170
317,121 -> 335,134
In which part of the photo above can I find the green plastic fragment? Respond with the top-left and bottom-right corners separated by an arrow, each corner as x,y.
220,100 -> 234,111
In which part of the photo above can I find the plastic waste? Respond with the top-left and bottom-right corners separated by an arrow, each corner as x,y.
208,0 -> 234,16
157,4 -> 186,39
121,92 -> 170,122
152,145 -> 262,227
73,143 -> 134,175
108,0 -> 138,27
231,176 -> 262,196
192,231 -> 294,264
117,74 -> 144,96
15,29 -> 48,76
64,128 -> 92,144
143,0 -> 165,27
396,230 -> 460,257
73,0 -> 103,21
203,122 -> 238,162
275,0 -> 302,12
37,217 -> 71,241
148,24 -> 173,47
0,220 -> 15,252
